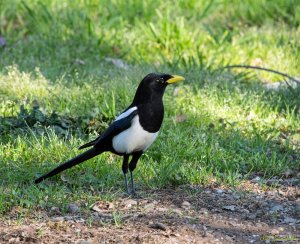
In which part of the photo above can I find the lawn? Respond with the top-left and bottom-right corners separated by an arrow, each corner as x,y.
0,0 -> 299,217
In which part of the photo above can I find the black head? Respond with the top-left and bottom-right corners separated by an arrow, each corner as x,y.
141,73 -> 185,89
133,73 -> 185,104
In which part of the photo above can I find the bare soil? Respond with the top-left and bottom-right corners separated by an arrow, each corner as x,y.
0,179 -> 299,243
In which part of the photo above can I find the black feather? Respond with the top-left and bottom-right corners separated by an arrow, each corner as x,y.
35,147 -> 101,184
78,139 -> 97,150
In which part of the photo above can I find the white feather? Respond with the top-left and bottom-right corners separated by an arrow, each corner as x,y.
112,115 -> 158,154
115,106 -> 137,121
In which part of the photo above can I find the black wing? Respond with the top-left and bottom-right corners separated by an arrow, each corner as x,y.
78,109 -> 138,150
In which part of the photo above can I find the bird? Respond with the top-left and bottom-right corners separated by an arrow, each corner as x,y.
34,73 -> 185,194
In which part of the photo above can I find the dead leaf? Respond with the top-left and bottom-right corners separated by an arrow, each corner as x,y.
175,114 -> 187,123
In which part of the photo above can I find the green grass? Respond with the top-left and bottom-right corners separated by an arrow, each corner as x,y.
0,0 -> 299,215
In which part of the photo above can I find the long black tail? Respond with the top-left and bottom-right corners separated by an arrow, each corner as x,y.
35,147 -> 102,184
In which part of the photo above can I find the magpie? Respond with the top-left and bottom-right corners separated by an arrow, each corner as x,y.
34,73 -> 185,194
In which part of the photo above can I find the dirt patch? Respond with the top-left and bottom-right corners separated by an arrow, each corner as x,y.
0,180 -> 299,243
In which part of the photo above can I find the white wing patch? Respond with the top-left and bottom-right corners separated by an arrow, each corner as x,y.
112,115 -> 159,154
115,106 -> 137,121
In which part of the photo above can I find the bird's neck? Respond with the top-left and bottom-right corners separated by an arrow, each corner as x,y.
137,100 -> 164,133
131,85 -> 166,133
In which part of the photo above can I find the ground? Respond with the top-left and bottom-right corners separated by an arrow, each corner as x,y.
1,178 -> 299,243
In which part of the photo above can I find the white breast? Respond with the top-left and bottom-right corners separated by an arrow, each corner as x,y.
112,115 -> 159,154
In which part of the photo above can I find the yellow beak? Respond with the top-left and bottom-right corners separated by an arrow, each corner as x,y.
167,75 -> 185,84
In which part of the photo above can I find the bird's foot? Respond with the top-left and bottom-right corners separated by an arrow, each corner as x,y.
125,185 -> 130,196
130,190 -> 141,199
125,189 -> 131,197
124,173 -> 130,195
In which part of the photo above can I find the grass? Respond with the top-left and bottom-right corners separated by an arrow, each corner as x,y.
0,0 -> 299,215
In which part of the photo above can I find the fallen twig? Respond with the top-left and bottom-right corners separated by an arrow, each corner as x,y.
223,65 -> 300,86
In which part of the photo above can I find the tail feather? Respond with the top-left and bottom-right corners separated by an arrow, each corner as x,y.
78,139 -> 96,150
35,147 -> 101,184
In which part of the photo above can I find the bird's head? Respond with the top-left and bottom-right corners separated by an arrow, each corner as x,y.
141,73 -> 185,89
133,73 -> 185,104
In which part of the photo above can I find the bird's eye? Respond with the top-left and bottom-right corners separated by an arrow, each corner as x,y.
155,78 -> 164,84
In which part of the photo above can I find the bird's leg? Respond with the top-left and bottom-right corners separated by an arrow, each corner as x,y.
128,151 -> 143,196
130,171 -> 135,195
124,173 -> 129,195
122,155 -> 129,195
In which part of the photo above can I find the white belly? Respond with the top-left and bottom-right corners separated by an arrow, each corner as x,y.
112,115 -> 159,154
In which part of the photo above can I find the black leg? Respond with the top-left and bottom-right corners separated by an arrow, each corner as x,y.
128,151 -> 143,195
122,155 -> 129,194
130,171 -> 134,195
124,173 -> 129,195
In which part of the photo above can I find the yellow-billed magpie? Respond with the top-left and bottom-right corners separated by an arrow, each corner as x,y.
35,73 -> 185,194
